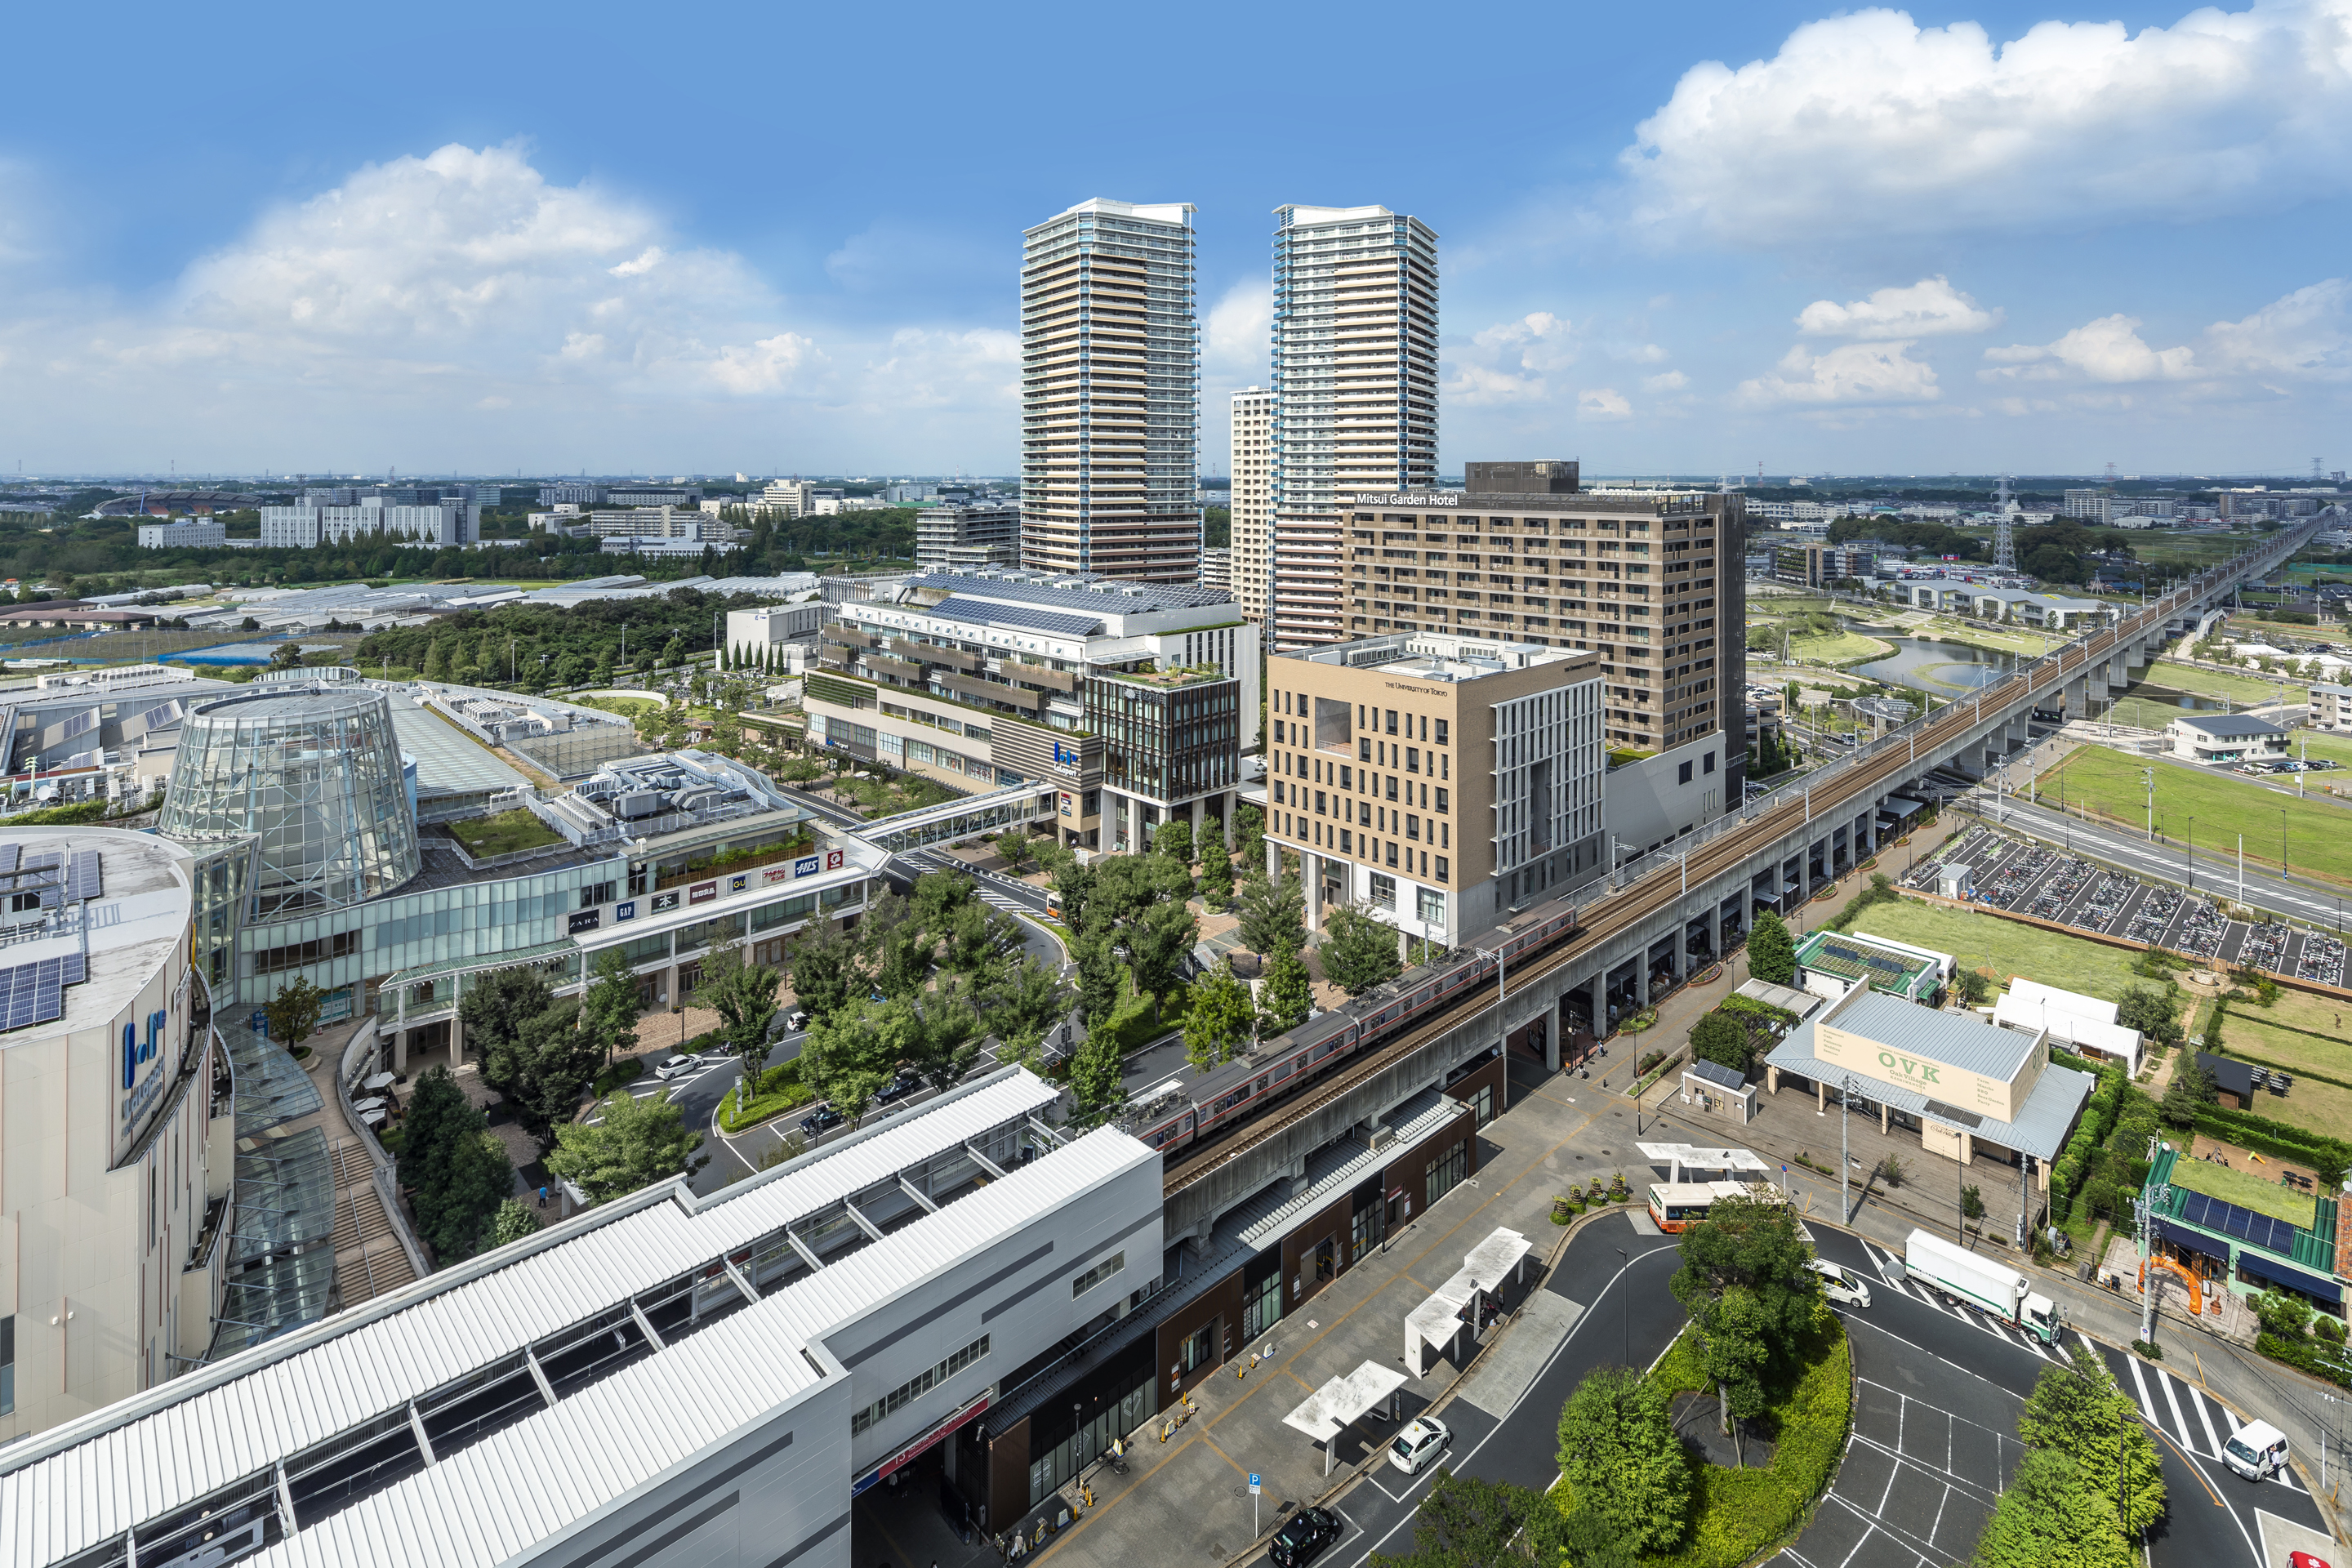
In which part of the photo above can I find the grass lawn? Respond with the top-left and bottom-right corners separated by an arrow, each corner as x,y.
2103,694 -> 2210,731
2139,661 -> 2300,704
2167,1148 -> 2317,1227
572,694 -> 666,719
1784,630 -> 1894,664
1920,619 -> 2061,657
2039,745 -> 2352,885
447,808 -> 565,858
1852,900 -> 2151,1003
1107,972 -> 1191,1054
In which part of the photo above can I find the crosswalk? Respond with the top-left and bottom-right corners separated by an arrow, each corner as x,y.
1855,1239 -> 2302,1490
902,849 -> 1051,921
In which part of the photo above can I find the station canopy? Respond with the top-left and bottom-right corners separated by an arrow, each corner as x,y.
1283,1361 -> 1410,1443
1636,1143 -> 1771,1181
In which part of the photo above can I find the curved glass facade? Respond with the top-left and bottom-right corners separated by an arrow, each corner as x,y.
161,686 -> 421,917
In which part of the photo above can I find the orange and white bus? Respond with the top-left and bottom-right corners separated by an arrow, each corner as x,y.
1646,1179 -> 1787,1233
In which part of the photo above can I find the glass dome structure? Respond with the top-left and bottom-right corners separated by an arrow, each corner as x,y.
159,684 -> 421,917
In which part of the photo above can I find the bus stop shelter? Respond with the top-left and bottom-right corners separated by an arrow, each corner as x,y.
1285,1361 -> 1411,1475
1635,1142 -> 1771,1183
1404,1227 -> 1534,1379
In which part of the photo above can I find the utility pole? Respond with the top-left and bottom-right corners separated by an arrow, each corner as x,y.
2141,766 -> 2155,841
1840,1074 -> 1855,1223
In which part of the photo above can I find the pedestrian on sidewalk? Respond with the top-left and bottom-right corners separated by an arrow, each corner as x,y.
538,1183 -> 549,1209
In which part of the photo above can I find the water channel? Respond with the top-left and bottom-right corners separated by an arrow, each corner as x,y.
1838,617 -> 2230,710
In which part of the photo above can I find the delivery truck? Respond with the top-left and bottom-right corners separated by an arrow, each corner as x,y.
1893,1227 -> 2065,1344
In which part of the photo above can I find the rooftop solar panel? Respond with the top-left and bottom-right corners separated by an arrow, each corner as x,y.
2177,1190 -> 2298,1255
0,844 -> 19,873
927,595 -> 1107,638
0,955 -> 90,1031
66,849 -> 100,902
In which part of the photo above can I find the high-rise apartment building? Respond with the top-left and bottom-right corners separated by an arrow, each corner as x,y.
1269,206 -> 1438,648
1230,386 -> 1273,626
1019,199 -> 1200,584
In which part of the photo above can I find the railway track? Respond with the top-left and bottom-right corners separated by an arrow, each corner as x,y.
1161,530 -> 2313,1198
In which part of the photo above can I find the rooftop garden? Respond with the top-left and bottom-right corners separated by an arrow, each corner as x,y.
1098,660 -> 1228,688
2167,1150 -> 2316,1230
445,808 -> 567,859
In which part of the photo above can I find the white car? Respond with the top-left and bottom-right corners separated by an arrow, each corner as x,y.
1388,1416 -> 1452,1476
1807,1258 -> 1873,1308
2225,1419 -> 2290,1481
653,1054 -> 706,1081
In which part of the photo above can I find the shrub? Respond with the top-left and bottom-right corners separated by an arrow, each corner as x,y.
2319,1316 -> 2348,1346
2257,1333 -> 2348,1386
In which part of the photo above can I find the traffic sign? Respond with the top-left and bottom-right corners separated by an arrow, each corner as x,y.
1248,1473 -> 1260,1494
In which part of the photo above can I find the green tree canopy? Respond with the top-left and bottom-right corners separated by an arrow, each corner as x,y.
546,1088 -> 703,1204
1668,1195 -> 1820,1386
1555,1366 -> 1688,1557
264,976 -> 325,1054
1258,947 -> 1313,1038
693,936 -> 781,1114
1690,1009 -> 1753,1075
1236,871 -> 1307,959
579,946 -> 644,1063
415,1130 -> 517,1263
1321,902 -> 1403,996
492,1197 -> 544,1248
784,916 -> 865,1025
1184,960 -> 1256,1071
1748,910 -> 1797,986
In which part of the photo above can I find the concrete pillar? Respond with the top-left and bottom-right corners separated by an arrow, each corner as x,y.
1223,790 -> 1237,850
1190,795 -> 1205,858
1544,1005 -> 1561,1073
393,1027 -> 409,1073
1304,853 -> 1324,929
1880,1102 -> 1889,1134
449,1010 -> 466,1064
1815,1078 -> 1825,1113
1267,836 -> 1281,879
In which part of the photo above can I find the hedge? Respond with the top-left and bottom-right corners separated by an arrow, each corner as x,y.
716,1058 -> 815,1134
2257,1333 -> 2352,1389
2189,1102 -> 2352,1181
2047,1055 -> 2129,1218
1642,1310 -> 1853,1568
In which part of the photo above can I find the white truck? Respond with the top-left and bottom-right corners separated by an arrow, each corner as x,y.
1893,1227 -> 2065,1344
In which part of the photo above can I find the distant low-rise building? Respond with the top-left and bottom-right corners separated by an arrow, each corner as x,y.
2167,712 -> 2287,764
915,503 -> 1020,570
2311,680 -> 2352,730
136,519 -> 226,549
1792,928 -> 1950,1004
259,497 -> 473,550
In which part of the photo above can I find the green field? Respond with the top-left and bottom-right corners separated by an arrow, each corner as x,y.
2203,1011 -> 2352,1143
2101,695 -> 2202,731
2168,1146 -> 2317,1227
2138,661 -> 2300,704
1784,630 -> 1894,665
2040,745 -> 2352,885
1851,900 -> 2153,1004
445,808 -> 565,858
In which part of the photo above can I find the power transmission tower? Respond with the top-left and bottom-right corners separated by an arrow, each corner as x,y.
1993,474 -> 2016,571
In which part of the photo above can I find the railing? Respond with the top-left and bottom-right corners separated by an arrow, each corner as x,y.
337,1018 -> 433,1281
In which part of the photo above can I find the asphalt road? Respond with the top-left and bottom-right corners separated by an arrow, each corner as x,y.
1306,1214 -> 2326,1568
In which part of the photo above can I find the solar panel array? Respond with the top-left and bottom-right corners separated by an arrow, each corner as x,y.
927,595 -> 1107,639
0,843 -> 19,874
2176,1190 -> 2301,1255
65,849 -> 101,902
1806,937 -> 1926,987
0,951 -> 88,1031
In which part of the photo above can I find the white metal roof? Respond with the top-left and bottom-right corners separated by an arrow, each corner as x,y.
0,1069 -> 1058,1566
1284,1361 -> 1409,1443
239,1127 -> 1156,1568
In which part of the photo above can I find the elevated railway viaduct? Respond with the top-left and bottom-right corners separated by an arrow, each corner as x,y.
1162,523 -> 2319,1241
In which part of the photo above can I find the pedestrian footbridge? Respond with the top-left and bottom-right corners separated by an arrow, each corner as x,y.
853,782 -> 1056,853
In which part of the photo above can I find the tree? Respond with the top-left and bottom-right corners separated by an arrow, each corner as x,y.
1555,1366 -> 1688,1557
2158,1054 -> 2214,1129
492,1198 -> 543,1247
545,1088 -> 703,1204
422,635 -> 452,680
1152,817 -> 1194,866
784,916 -> 864,1025
1370,1473 -> 1557,1568
1068,1027 -> 1126,1125
1258,947 -> 1312,1037
902,985 -> 984,1093
988,956 -> 1068,1058
459,964 -> 557,1062
2016,1343 -> 2165,1539
1129,899 -> 1199,1022
1690,1009 -> 1752,1075
799,997 -> 896,1125
1236,871 -> 1307,959
997,827 -> 1037,875
488,997 -> 599,1144
264,976 -> 325,1054
2114,983 -> 2183,1048
1321,902 -> 1403,996
1184,960 -> 1256,1071
1668,1196 -> 1819,1387
1199,841 -> 1235,907
415,1130 -> 515,1263
1073,933 -> 1124,1030
1233,803 -> 1265,866
693,936 -> 781,1116
1693,1286 -> 1775,1459
396,1065 -> 468,1192
269,639 -> 305,670
579,947 -> 644,1065
1747,910 -> 1796,986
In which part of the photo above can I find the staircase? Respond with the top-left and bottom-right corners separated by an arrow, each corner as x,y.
328,1138 -> 419,1307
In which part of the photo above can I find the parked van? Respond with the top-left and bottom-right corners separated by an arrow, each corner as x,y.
2225,1419 -> 2290,1481
1806,1258 -> 1873,1308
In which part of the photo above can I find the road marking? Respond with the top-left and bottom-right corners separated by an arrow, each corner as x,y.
2158,1368 -> 2195,1454
2123,1347 -> 2162,1425
2192,1381 -> 2225,1459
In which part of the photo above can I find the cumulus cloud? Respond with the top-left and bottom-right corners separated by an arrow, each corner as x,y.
1444,312 -> 1589,407
2206,277 -> 2352,380
1796,276 -> 2001,338
1736,341 -> 1942,406
1622,1 -> 2352,243
0,141 -> 1026,466
1982,314 -> 2198,381
1642,370 -> 1690,393
1474,311 -> 1580,372
1578,387 -> 1633,418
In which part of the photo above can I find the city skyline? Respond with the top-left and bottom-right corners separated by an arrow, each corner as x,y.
2,0 -> 2348,476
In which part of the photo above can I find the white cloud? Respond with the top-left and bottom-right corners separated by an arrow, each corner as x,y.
2206,278 -> 2352,380
1736,341 -> 1943,406
1474,311 -> 1580,372
1203,278 -> 1272,389
1622,1 -> 2352,243
0,141 -> 1028,466
1796,276 -> 2001,338
1642,370 -> 1690,393
1578,387 -> 1633,419
1982,314 -> 2198,381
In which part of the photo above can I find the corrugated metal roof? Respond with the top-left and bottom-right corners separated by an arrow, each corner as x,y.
1811,993 -> 2036,1082
0,1070 -> 1058,1566
239,1128 -> 1156,1568
1236,1089 -> 1464,1251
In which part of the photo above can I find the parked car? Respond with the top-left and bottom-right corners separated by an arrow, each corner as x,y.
783,1010 -> 808,1031
1388,1417 -> 1452,1475
2225,1419 -> 2291,1481
800,1103 -> 845,1138
875,1069 -> 923,1106
653,1054 -> 705,1081
1806,1258 -> 1873,1308
1268,1507 -> 1343,1568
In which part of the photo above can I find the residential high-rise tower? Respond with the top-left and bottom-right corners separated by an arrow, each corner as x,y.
1019,199 -> 1200,583
1229,385 -> 1273,626
1269,205 -> 1438,648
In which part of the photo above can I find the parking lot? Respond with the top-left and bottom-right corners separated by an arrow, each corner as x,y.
1772,1319 -> 2023,1568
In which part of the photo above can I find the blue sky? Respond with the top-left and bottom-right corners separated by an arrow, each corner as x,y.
4,0 -> 2348,479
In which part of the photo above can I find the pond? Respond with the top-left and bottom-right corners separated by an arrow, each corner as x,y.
1838,621 -> 2230,711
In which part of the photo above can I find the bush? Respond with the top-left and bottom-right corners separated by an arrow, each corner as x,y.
2319,1315 -> 2348,1346
1642,1310 -> 1852,1568
716,1057 -> 814,1134
590,1057 -> 645,1099
2258,1333 -> 2349,1387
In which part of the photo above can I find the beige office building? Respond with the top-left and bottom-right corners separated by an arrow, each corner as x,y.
1344,461 -> 1748,803
0,829 -> 232,1442
1264,633 -> 1604,948
1271,205 -> 1438,648
1019,198 -> 1201,584
1231,385 -> 1273,626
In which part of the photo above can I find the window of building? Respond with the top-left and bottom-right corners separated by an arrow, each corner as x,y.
1433,719 -> 1448,745
1405,747 -> 1419,774
1406,815 -> 1420,841
1425,1140 -> 1468,1210
1434,787 -> 1449,813
849,1334 -> 991,1435
1351,1204 -> 1383,1262
0,1314 -> 11,1415
1419,887 -> 1446,923
1179,1320 -> 1218,1374
1370,873 -> 1396,907
1678,761 -> 1693,785
1243,1272 -> 1282,1339
1704,751 -> 1717,773
1075,1253 -> 1126,1297
581,882 -> 616,909
1431,861 -> 1450,889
